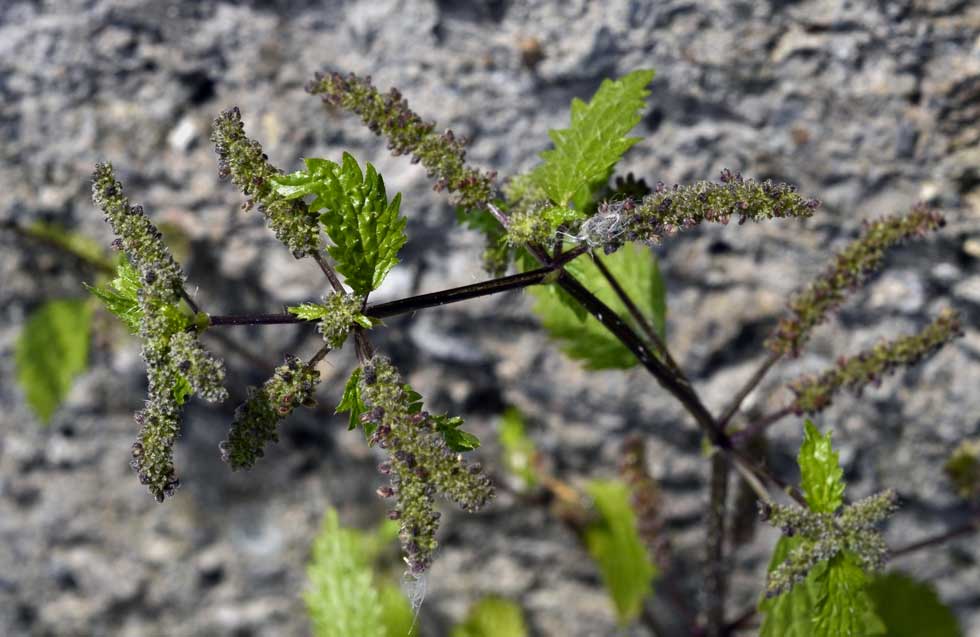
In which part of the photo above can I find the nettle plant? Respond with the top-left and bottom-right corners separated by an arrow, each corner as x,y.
13,67 -> 980,636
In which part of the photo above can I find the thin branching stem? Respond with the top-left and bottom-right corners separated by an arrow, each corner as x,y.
179,288 -> 201,315
590,250 -> 683,375
706,454 -> 730,637
718,351 -> 781,432
890,517 -> 980,558
308,342 -> 332,367
731,405 -> 796,447
207,257 -> 590,327
312,250 -> 346,294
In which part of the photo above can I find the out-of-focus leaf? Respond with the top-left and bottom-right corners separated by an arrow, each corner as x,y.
867,572 -> 961,637
27,221 -> 114,271
451,597 -> 528,637
306,509 -> 415,637
498,408 -> 538,489
16,299 -> 92,424
584,479 -> 657,624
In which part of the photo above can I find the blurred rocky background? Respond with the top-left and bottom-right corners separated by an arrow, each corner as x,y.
1,0 -> 978,635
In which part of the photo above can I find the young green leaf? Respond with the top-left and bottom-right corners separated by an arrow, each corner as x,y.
498,408 -> 538,490
85,259 -> 142,333
584,479 -> 657,624
529,242 -> 666,370
288,303 -> 330,320
451,597 -> 529,637
433,414 -> 481,452
798,420 -> 845,514
866,572 -> 961,637
271,153 -> 407,295
16,299 -> 92,424
172,375 -> 192,406
531,69 -> 655,208
337,367 -> 369,433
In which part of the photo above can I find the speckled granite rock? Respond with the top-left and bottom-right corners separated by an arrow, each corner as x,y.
1,1 -> 978,635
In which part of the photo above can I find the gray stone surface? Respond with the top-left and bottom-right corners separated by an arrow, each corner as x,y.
1,0 -> 978,635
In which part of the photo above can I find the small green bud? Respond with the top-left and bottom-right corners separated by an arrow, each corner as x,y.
945,440 -> 980,502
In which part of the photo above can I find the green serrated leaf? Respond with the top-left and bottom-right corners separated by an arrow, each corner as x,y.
433,414 -> 481,451
271,153 -> 407,295
288,303 -> 330,320
529,242 -> 666,370
85,258 -> 143,333
531,69 -> 655,208
337,367 -> 369,433
451,597 -> 529,637
16,299 -> 92,424
799,420 -> 845,514
759,537 -> 819,637
498,408 -> 538,489
584,480 -> 657,624
812,552 -> 885,637
866,572 -> 961,637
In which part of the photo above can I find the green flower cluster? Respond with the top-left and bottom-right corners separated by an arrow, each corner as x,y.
358,356 -> 494,573
767,205 -> 946,356
92,163 -> 228,501
306,71 -> 496,211
211,107 -> 321,257
317,293 -> 369,349
790,309 -> 963,414
578,169 -> 820,251
760,490 -> 896,597
169,331 -> 229,403
220,355 -> 321,470
92,163 -> 185,300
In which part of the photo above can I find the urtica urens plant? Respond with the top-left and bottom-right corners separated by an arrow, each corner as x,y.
13,66 -> 976,636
